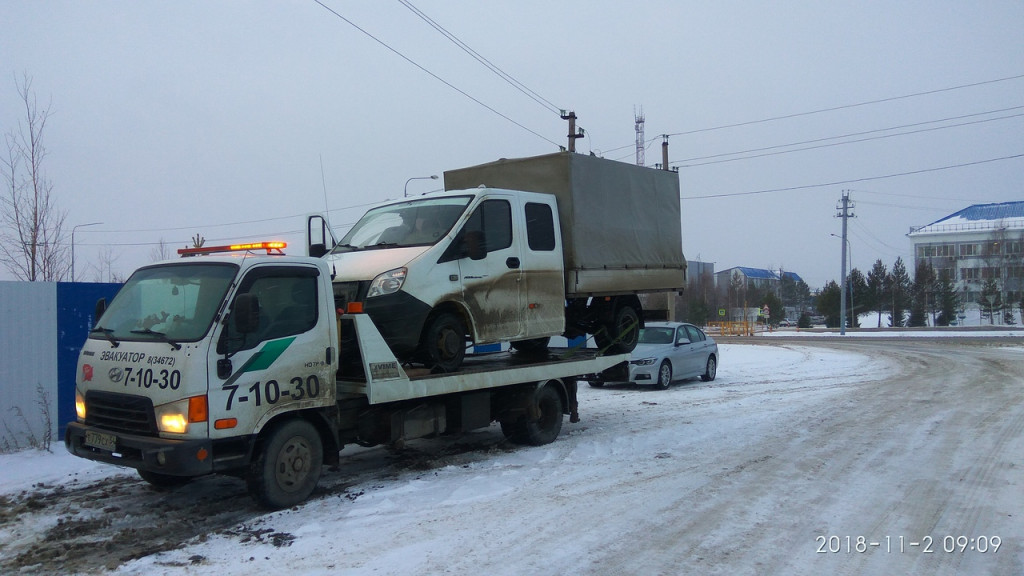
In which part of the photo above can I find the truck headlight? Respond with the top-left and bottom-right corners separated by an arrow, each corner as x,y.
155,396 -> 208,434
75,389 -> 86,420
367,267 -> 407,298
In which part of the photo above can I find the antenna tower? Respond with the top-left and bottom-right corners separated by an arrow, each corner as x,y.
634,106 -> 645,166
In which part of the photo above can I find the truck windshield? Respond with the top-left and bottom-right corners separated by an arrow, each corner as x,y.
332,196 -> 472,252
92,263 -> 238,343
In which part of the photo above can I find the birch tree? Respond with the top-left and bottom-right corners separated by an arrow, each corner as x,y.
0,74 -> 68,281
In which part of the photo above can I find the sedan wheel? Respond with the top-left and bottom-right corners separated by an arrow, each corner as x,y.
656,360 -> 672,389
701,356 -> 717,382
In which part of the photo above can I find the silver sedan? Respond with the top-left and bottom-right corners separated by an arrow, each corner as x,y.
613,321 -> 718,389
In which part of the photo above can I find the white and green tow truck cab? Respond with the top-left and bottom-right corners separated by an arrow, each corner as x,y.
65,242 -> 339,507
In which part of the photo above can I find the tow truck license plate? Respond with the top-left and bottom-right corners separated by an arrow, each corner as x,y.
85,430 -> 117,451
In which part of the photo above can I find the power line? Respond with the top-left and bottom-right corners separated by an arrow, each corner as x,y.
312,0 -> 560,148
673,106 -> 1024,166
600,73 -> 1024,156
683,153 -> 1024,200
396,0 -> 562,116
664,73 -> 1024,138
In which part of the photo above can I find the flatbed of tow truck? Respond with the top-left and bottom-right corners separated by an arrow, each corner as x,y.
337,314 -> 629,404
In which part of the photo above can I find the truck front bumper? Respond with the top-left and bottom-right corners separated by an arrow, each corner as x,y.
64,422 -> 248,477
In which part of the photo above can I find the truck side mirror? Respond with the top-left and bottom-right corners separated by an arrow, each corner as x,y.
233,293 -> 261,334
308,243 -> 328,258
464,230 -> 486,261
94,298 -> 107,321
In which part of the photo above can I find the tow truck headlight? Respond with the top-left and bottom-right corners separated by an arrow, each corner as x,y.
155,395 -> 208,434
367,267 -> 407,298
75,389 -> 86,420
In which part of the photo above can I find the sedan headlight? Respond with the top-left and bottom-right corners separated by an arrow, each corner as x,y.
631,357 -> 657,366
367,267 -> 407,298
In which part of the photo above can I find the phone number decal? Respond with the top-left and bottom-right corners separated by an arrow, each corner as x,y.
109,367 -> 182,390
222,375 -> 322,410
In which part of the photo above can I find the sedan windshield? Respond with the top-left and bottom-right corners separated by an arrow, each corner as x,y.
92,263 -> 238,343
638,327 -> 675,344
332,196 -> 471,251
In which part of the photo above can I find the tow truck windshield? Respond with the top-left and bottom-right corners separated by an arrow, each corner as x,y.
92,263 -> 238,344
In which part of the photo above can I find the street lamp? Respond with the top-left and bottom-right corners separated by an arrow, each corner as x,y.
404,175 -> 438,197
72,222 -> 103,282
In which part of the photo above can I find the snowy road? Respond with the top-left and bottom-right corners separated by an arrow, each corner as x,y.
1,339 -> 1021,575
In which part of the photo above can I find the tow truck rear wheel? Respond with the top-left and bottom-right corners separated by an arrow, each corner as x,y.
247,418 -> 323,509
501,385 -> 564,446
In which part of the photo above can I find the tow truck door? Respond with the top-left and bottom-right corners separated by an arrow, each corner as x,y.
207,263 -> 335,437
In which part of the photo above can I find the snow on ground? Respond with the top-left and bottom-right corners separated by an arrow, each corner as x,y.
2,337 -> 1020,575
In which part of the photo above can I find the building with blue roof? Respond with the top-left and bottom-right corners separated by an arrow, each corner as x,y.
909,201 -> 1024,303
715,266 -> 780,290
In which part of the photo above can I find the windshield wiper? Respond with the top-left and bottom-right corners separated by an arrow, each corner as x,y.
130,328 -> 182,350
90,327 -> 120,348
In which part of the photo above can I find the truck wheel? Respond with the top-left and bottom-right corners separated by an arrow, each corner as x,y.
421,312 -> 467,372
501,385 -> 564,446
595,304 -> 641,354
138,469 -> 193,489
510,337 -> 550,355
247,419 -> 323,509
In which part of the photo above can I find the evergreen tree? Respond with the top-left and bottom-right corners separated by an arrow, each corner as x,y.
908,261 -> 935,327
762,292 -> 783,326
935,269 -> 958,326
866,259 -> 888,328
847,268 -> 867,328
979,278 -> 1002,325
816,280 -> 842,328
886,257 -> 911,327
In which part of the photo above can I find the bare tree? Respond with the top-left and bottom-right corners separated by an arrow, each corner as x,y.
92,246 -> 126,283
0,74 -> 68,281
150,238 -> 172,261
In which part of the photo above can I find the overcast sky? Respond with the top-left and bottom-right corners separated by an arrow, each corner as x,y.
2,1 -> 1022,288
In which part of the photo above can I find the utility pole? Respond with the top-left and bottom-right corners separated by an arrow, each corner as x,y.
835,190 -> 855,335
561,110 -> 584,153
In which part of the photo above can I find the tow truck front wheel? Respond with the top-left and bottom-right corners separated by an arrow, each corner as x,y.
248,419 -> 323,509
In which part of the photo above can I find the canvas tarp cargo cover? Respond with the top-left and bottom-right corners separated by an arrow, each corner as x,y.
443,152 -> 686,296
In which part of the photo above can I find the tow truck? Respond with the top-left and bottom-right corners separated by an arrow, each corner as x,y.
65,241 -> 628,508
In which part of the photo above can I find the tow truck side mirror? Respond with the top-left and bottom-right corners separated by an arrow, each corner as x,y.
233,294 -> 260,334
94,298 -> 107,321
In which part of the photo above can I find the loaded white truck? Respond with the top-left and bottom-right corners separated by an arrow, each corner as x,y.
65,241 -> 629,508
308,151 -> 686,372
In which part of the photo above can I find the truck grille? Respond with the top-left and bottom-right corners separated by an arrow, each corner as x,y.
85,391 -> 158,436
332,281 -> 363,312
